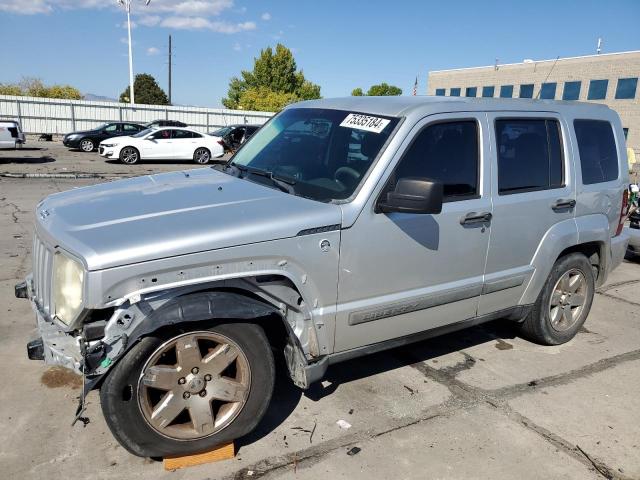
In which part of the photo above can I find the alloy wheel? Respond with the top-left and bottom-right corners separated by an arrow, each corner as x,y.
121,147 -> 138,164
80,139 -> 94,152
548,268 -> 587,332
194,148 -> 210,164
138,331 -> 251,440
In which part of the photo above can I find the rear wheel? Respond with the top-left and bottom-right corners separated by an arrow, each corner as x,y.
193,147 -> 211,165
100,322 -> 275,458
80,138 -> 95,152
520,253 -> 595,345
119,146 -> 140,165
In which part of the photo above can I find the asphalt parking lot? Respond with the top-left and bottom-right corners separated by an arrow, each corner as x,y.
1,143 -> 639,479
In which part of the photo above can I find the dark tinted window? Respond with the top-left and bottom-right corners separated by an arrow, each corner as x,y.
192,132 -> 203,138
465,87 -> 477,97
519,84 -> 534,98
540,82 -> 557,99
450,88 -> 461,97
104,124 -> 118,133
151,129 -> 172,139
482,86 -> 494,98
393,121 -> 479,200
496,119 -> 564,194
562,81 -> 581,100
123,124 -> 141,132
500,85 -> 513,98
587,79 -> 608,100
435,88 -> 445,96
615,78 -> 638,99
574,120 -> 618,184
172,129 -> 193,139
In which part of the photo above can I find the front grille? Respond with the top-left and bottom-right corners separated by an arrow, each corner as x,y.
32,233 -> 54,315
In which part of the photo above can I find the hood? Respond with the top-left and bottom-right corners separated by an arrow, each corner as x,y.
101,136 -> 132,145
35,168 -> 342,271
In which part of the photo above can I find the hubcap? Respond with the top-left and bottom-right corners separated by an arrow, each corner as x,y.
122,148 -> 137,164
548,268 -> 587,332
81,140 -> 93,151
138,331 -> 251,440
195,148 -> 210,164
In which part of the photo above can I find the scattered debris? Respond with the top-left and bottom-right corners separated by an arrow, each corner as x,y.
348,408 -> 354,415
527,380 -> 538,387
404,385 -> 416,395
246,470 -> 254,476
336,419 -> 352,429
347,447 -> 361,456
495,339 -> 513,350
310,419 -> 317,444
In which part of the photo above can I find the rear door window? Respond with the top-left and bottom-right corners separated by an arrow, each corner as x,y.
496,119 -> 564,194
392,120 -> 479,201
573,120 -> 618,184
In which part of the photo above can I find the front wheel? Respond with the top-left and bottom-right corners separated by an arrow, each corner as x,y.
100,323 -> 275,458
193,147 -> 211,165
119,146 -> 140,165
520,253 -> 595,345
80,138 -> 95,152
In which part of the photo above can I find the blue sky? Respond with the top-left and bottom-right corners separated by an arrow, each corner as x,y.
1,0 -> 639,107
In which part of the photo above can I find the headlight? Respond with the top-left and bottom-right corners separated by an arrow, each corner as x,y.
67,134 -> 79,140
101,143 -> 116,148
53,253 -> 84,325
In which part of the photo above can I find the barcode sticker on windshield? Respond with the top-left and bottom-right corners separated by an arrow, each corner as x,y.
340,114 -> 390,133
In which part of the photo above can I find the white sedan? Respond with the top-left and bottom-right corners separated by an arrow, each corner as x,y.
98,127 -> 225,165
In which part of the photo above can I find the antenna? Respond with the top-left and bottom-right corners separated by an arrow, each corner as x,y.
536,56 -> 560,100
596,37 -> 603,55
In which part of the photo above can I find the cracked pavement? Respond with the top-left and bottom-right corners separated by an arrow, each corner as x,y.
0,146 -> 639,479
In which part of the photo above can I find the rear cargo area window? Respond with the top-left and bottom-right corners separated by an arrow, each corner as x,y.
393,120 -> 479,200
574,120 -> 618,184
496,119 -> 564,195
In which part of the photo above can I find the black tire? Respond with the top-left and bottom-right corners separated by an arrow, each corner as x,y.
193,147 -> 211,165
100,322 -> 275,458
80,138 -> 95,152
520,253 -> 595,345
119,146 -> 140,165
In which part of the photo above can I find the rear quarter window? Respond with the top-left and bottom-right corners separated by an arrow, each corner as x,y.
573,120 -> 618,184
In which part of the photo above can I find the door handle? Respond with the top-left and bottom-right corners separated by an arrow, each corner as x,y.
552,199 -> 576,211
460,211 -> 492,225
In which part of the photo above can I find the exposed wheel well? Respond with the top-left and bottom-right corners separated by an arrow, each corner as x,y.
557,241 -> 604,284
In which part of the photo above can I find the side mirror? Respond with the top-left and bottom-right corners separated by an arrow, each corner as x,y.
377,177 -> 443,214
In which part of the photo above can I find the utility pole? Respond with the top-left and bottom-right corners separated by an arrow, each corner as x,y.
168,34 -> 172,105
117,0 -> 152,106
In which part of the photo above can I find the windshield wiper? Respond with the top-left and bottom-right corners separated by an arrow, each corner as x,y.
229,164 -> 297,194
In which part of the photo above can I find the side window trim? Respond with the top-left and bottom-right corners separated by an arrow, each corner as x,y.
378,117 -> 482,205
494,116 -> 566,196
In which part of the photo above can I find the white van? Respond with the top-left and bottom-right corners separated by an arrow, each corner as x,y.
0,121 -> 26,149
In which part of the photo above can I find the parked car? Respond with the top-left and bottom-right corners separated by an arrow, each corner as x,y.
16,97 -> 630,458
63,122 -> 145,152
145,119 -> 188,129
210,124 -> 260,152
98,127 -> 224,164
0,120 -> 26,149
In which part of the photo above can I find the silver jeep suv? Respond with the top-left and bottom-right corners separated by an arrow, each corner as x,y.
16,97 -> 630,457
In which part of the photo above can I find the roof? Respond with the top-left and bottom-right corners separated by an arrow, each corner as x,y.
430,49 -> 640,74
291,96 -> 612,118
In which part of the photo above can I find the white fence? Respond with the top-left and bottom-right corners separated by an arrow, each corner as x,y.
0,94 -> 273,135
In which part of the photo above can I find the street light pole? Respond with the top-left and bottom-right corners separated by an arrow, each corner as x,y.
118,0 -> 151,106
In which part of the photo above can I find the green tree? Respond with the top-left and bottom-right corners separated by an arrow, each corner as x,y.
351,87 -> 364,96
238,86 -> 299,112
20,77 -> 48,97
120,73 -> 168,105
367,82 -> 402,96
222,43 -> 321,111
46,85 -> 83,99
0,84 -> 23,96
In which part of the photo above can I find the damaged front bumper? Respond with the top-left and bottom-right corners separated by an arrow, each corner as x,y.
16,275 -> 83,374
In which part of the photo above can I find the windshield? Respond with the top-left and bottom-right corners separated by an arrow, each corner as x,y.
229,108 -> 399,202
132,128 -> 153,138
210,126 -> 232,137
